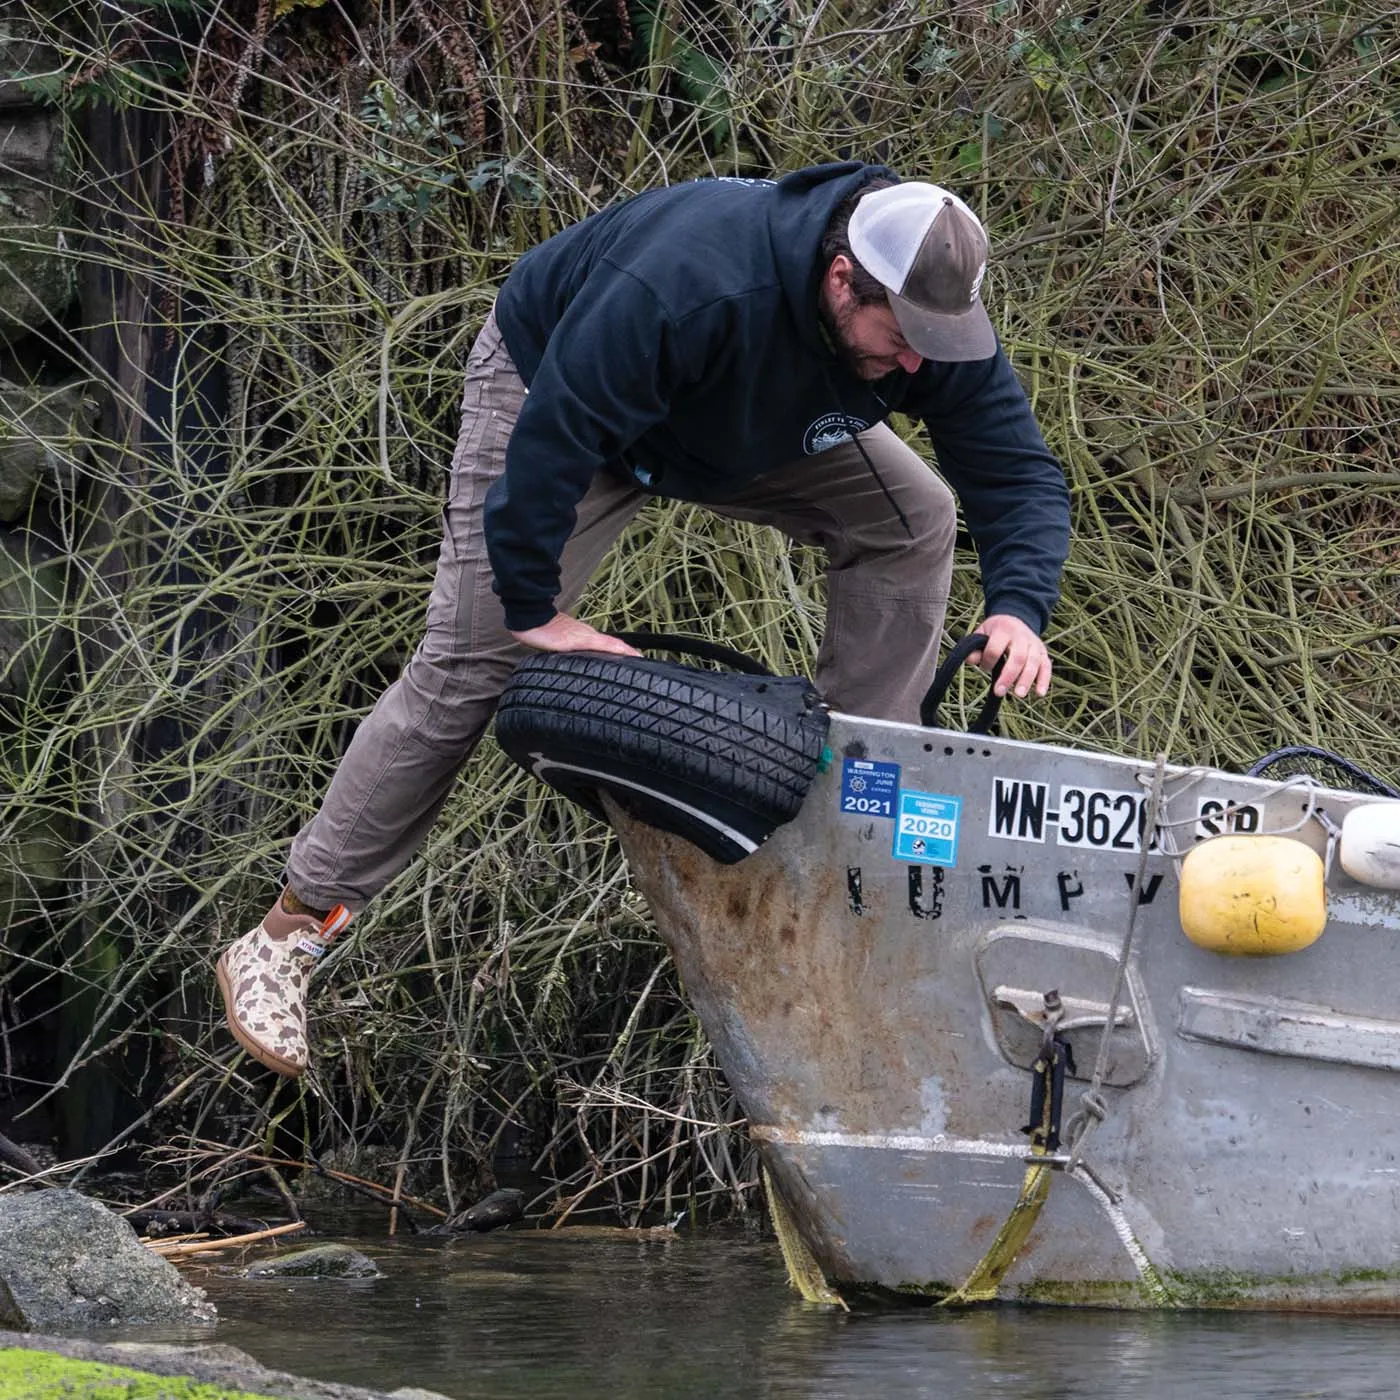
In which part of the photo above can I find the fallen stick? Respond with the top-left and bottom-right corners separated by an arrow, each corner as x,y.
140,1232 -> 211,1249
146,1220 -> 306,1258
124,1207 -> 270,1237
0,1132 -> 42,1179
243,1151 -> 447,1220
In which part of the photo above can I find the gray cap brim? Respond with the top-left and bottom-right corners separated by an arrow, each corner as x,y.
889,291 -> 997,362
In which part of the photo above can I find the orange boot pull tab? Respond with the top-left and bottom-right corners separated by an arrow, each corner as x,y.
319,904 -> 353,939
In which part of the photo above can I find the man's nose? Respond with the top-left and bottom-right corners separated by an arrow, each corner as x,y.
896,348 -> 924,374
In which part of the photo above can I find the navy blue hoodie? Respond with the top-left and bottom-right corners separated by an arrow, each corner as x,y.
489,161 -> 1069,634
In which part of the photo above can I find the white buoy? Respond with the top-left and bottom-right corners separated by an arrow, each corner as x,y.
1340,803 -> 1400,889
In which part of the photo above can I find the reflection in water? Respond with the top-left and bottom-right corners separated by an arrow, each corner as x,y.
123,1228 -> 1400,1400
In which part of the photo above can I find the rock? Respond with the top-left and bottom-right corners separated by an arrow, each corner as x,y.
0,108 -> 59,171
244,1243 -> 382,1279
0,377 -> 98,520
430,1186 -> 525,1235
0,770 -> 69,944
0,754 -> 68,980
0,20 -> 59,110
0,111 -> 73,340
0,1188 -> 216,1330
0,1331 -> 455,1400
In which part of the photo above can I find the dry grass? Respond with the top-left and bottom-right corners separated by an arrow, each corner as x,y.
1,0 -> 1397,1222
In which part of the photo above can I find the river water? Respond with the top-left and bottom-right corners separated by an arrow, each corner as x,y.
134,1224 -> 1400,1400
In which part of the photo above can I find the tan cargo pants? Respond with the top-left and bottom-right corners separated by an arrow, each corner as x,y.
287,308 -> 957,909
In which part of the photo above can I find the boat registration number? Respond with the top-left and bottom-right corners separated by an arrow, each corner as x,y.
1058,785 -> 1160,851
989,777 -> 1160,851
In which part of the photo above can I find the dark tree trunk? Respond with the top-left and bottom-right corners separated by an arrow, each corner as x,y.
51,10 -> 234,1162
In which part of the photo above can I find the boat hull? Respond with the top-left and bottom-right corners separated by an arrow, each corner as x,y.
615,712 -> 1400,1309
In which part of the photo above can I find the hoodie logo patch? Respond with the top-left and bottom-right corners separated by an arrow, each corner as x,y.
804,413 -> 869,456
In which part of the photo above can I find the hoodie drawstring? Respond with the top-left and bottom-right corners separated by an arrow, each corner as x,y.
819,362 -> 915,540
852,429 -> 914,539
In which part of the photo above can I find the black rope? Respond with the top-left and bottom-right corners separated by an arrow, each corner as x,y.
612,631 -> 776,676
920,633 -> 1005,734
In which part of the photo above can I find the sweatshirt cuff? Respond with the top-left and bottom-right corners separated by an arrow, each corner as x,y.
501,601 -> 558,634
982,594 -> 1050,636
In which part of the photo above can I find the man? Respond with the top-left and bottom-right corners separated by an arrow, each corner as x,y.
216,161 -> 1071,1077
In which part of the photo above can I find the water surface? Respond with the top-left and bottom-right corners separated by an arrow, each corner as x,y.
144,1227 -> 1399,1399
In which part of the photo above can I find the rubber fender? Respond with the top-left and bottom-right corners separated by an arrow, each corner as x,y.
1339,802 -> 1400,890
1178,834 -> 1326,955
495,651 -> 830,865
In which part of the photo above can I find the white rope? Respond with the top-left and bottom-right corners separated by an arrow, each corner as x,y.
1144,765 -> 1330,844
1064,753 -> 1169,1172
1065,759 -> 1337,1173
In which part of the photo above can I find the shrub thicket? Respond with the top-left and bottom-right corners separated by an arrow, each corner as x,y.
2,0 -> 1397,1222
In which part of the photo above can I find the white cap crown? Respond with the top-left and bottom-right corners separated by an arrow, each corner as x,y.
848,182 -> 995,361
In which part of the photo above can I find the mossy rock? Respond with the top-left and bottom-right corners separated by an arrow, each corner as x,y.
0,798 -> 68,953
0,378 -> 98,521
0,1348 -> 284,1400
0,1339 -> 452,1399
0,111 -> 73,341
0,20 -> 59,111
244,1244 -> 381,1279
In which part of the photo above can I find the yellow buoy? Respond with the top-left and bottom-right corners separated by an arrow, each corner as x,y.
1178,834 -> 1326,955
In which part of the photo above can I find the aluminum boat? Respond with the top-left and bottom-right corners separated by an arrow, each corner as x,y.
611,703 -> 1400,1310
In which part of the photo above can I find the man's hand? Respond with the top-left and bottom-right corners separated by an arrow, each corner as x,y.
510,612 -> 643,657
969,614 -> 1052,699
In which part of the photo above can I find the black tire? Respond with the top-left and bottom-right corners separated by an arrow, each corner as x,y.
495,652 -> 830,864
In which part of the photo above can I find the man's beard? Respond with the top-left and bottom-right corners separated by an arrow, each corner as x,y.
818,298 -> 896,381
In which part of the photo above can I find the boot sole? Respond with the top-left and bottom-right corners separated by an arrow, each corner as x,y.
216,952 -> 307,1078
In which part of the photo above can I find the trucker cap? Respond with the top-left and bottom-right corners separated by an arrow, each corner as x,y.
847,182 -> 996,362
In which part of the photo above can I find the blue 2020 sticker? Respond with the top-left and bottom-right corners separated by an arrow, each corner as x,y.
893,790 -> 962,866
840,759 -> 900,818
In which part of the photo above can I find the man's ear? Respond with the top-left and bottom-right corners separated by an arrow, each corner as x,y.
822,253 -> 854,305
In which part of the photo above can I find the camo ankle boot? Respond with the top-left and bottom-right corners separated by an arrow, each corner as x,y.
216,892 -> 352,1076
